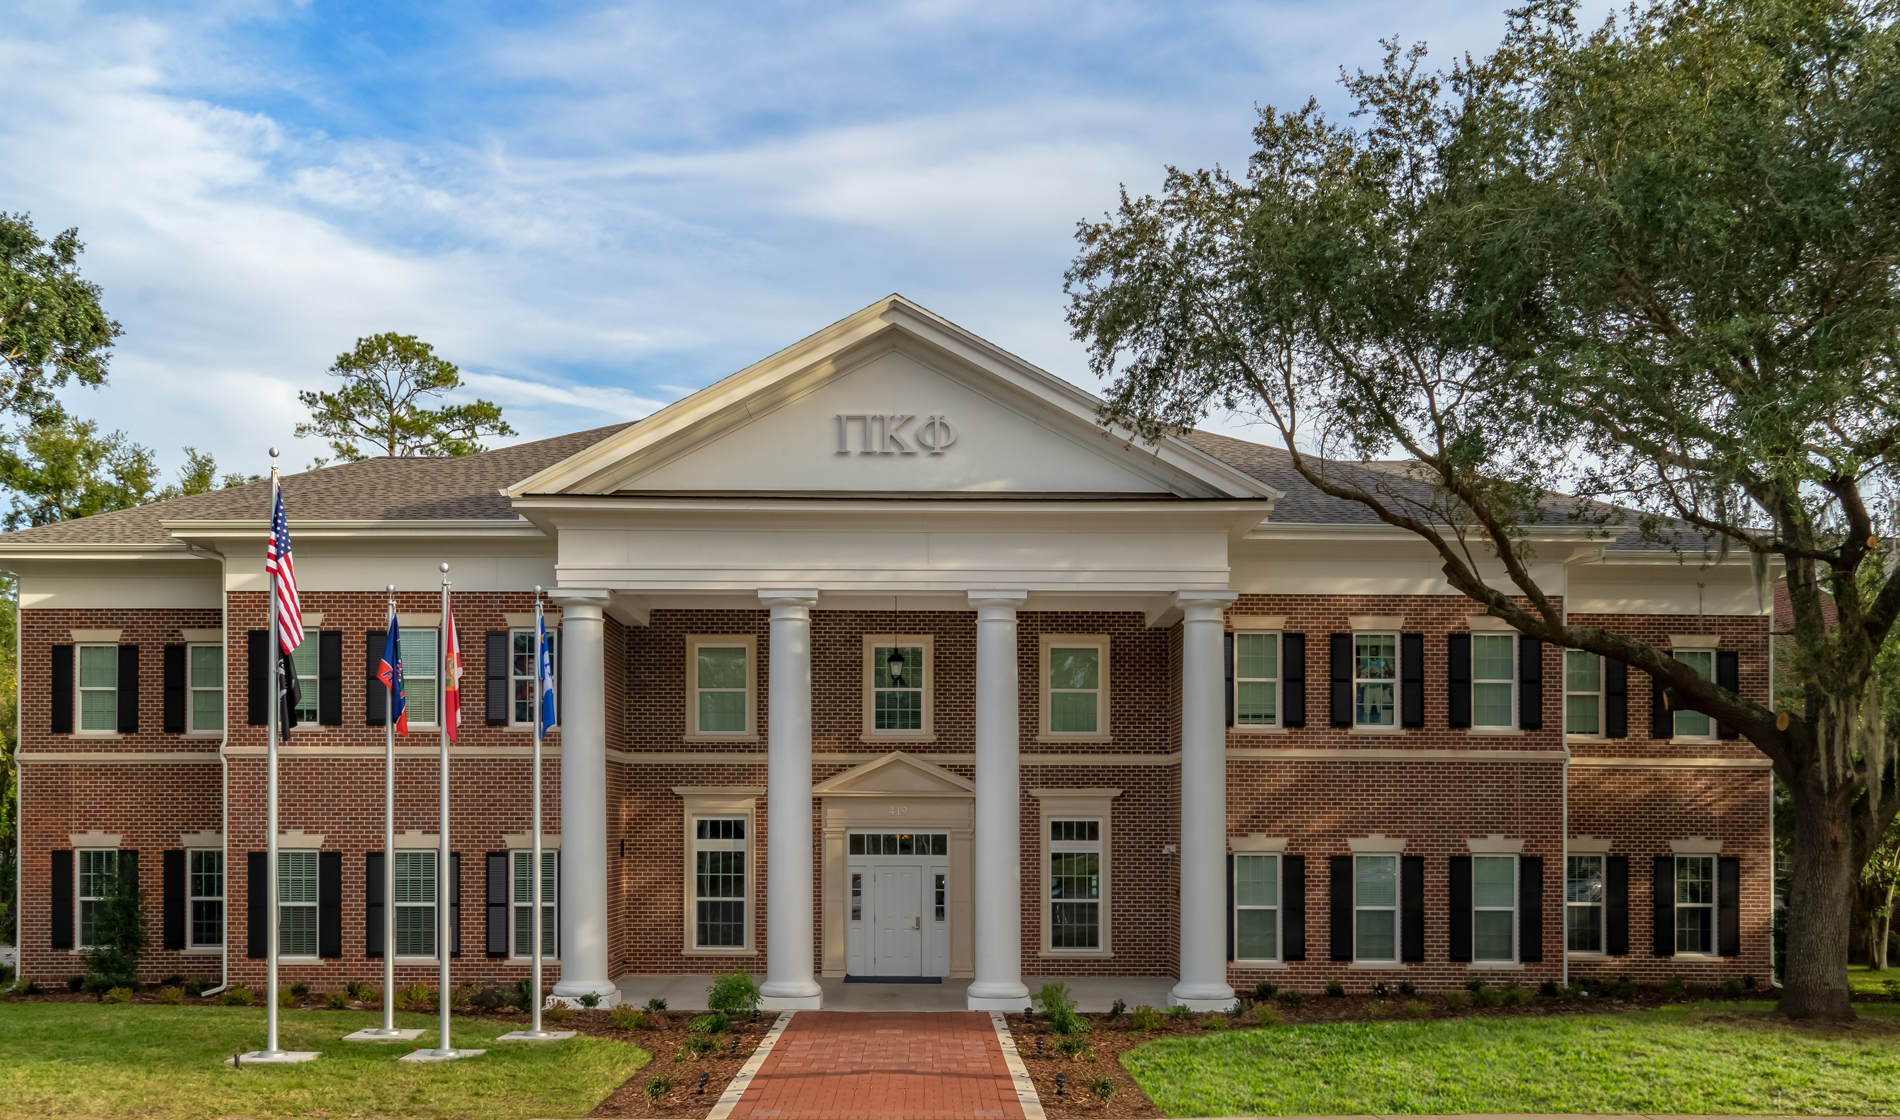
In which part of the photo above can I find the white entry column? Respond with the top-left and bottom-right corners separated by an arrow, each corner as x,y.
967,590 -> 1030,1012
549,589 -> 618,1001
759,590 -> 823,1010
1170,590 -> 1239,1011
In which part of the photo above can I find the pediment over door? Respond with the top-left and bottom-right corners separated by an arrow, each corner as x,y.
813,751 -> 974,797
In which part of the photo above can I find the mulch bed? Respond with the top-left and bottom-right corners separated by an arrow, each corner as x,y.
583,1012 -> 775,1119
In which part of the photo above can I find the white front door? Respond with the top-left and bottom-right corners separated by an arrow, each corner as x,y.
873,864 -> 923,976
846,831 -> 951,977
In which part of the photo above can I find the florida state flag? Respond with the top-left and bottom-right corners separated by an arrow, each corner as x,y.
442,593 -> 462,743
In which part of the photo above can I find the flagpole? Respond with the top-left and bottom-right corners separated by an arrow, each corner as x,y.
436,563 -> 453,1058
264,450 -> 283,1058
530,587 -> 547,1036
380,586 -> 397,1035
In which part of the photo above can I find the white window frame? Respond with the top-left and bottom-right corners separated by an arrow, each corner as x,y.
1672,649 -> 1717,740
507,628 -> 557,729
399,627 -> 440,728
1675,854 -> 1717,955
1047,819 -> 1104,952
187,848 -> 224,949
510,849 -> 559,959
1353,853 -> 1399,962
1565,853 -> 1605,955
692,816 -> 749,951
1233,851 -> 1282,963
1038,634 -> 1111,743
1034,790 -> 1115,956
1233,630 -> 1281,729
287,626 -> 319,725
278,849 -> 319,961
392,850 -> 438,960
76,643 -> 120,735
1352,632 -> 1399,729
684,635 -> 756,740
1471,854 -> 1519,963
76,848 -> 119,949
1470,633 -> 1517,731
1564,650 -> 1604,738
186,643 -> 225,735
861,634 -> 935,742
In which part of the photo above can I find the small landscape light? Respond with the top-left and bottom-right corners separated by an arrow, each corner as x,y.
1057,1072 -> 1067,1096
697,1072 -> 709,1094
1036,1035 -> 1045,1055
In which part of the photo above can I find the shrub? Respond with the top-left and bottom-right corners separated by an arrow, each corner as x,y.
1499,982 -> 1533,1008
1277,989 -> 1304,1009
1108,998 -> 1126,1018
1252,1004 -> 1282,1027
399,982 -> 431,1009
1660,974 -> 1687,1000
1371,980 -> 1391,998
185,977 -> 208,997
1442,990 -> 1470,1011
645,996 -> 669,1012
81,975 -> 117,995
611,1005 -> 649,1031
81,866 -> 146,991
1086,1076 -> 1117,1102
159,986 -> 184,1005
12,975 -> 40,996
325,990 -> 349,1009
1603,975 -> 1638,999
159,973 -> 183,988
689,1012 -> 731,1035
708,970 -> 764,1016
1687,982 -> 1711,1001
1742,975 -> 1758,991
0,964 -> 12,986
1055,1033 -> 1097,1060
289,981 -> 311,1000
643,1075 -> 677,1102
577,992 -> 601,1009
346,979 -> 375,1001
278,987 -> 297,1008
1253,980 -> 1278,1000
1397,980 -> 1417,997
1164,1003 -> 1192,1020
1324,978 -> 1344,997
546,1004 -> 574,1023
1129,1004 -> 1164,1030
106,986 -> 134,1003
1365,999 -> 1388,1019
469,984 -> 516,1011
675,1032 -> 718,1061
1538,980 -> 1560,997
1465,977 -> 1486,993
1037,981 -> 1090,1034
1402,999 -> 1430,1019
224,985 -> 254,1006
1201,1012 -> 1227,1031
66,976 -> 84,993
1230,997 -> 1252,1019
1723,977 -> 1749,997
1473,985 -> 1503,1009
1562,982 -> 1585,1002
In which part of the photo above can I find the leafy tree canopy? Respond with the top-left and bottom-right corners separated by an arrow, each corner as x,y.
0,213 -> 119,418
295,333 -> 515,462
0,408 -> 253,530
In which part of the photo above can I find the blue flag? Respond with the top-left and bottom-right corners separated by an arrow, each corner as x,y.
538,614 -> 557,735
379,616 -> 408,735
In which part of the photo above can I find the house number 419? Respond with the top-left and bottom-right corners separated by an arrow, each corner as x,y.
887,805 -> 909,817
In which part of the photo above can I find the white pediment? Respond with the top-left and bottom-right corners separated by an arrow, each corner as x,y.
812,751 -> 975,796
509,296 -> 1278,502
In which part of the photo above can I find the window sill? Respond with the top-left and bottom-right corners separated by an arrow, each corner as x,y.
1038,949 -> 1113,958
681,734 -> 760,744
182,946 -> 223,955
1347,727 -> 1405,736
1348,961 -> 1408,970
71,732 -> 124,740
1468,961 -> 1524,970
1229,726 -> 1287,735
1467,729 -> 1523,737
183,731 -> 225,740
1566,951 -> 1609,960
859,732 -> 938,744
1666,738 -> 1720,746
1034,734 -> 1114,745
681,947 -> 757,957
509,956 -> 562,963
1233,959 -> 1288,969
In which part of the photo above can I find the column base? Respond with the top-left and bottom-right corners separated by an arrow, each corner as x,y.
551,978 -> 620,1002
1167,983 -> 1236,1012
759,992 -> 823,1010
967,993 -> 1033,1012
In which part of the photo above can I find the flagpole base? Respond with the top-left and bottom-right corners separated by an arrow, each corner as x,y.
399,1048 -> 485,1062
497,1030 -> 575,1042
343,1028 -> 423,1042
230,1050 -> 320,1065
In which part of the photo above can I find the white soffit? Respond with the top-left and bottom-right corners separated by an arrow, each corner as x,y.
507,295 -> 1280,503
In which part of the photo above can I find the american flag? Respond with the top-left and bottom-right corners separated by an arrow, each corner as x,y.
265,487 -> 303,655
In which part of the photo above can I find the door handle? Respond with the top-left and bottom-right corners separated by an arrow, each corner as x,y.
914,917 -> 921,931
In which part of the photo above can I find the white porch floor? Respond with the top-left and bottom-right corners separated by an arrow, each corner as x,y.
612,974 -> 1180,1013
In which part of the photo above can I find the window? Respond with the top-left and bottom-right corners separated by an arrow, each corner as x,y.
1234,853 -> 1280,960
402,627 -> 438,726
188,644 -> 224,733
849,832 -> 948,855
1565,651 -> 1602,736
1471,635 -> 1516,729
934,872 -> 947,923
189,849 -> 224,947
1673,650 -> 1715,738
511,850 -> 557,957
1472,855 -> 1517,961
77,849 -> 118,947
1676,855 -> 1715,953
862,636 -> 933,738
1566,854 -> 1604,953
849,872 -> 862,922
77,644 -> 118,732
1234,632 -> 1280,727
693,818 -> 747,947
686,636 -> 753,737
510,630 -> 538,727
288,627 -> 318,724
1354,634 -> 1398,728
1354,854 -> 1398,961
1041,635 -> 1110,739
1049,820 -> 1102,949
279,850 -> 318,957
393,851 -> 437,957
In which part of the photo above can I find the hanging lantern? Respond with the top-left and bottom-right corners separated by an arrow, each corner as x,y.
887,648 -> 907,687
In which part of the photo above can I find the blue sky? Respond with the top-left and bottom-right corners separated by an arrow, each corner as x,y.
3,0 -> 1529,478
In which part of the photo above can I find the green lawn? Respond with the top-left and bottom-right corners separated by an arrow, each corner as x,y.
1847,964 -> 1900,993
0,1003 -> 649,1119
1122,1002 -> 1900,1117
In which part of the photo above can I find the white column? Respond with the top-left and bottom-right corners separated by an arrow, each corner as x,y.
550,591 -> 618,1001
967,590 -> 1030,1012
1170,591 -> 1239,1011
759,590 -> 823,1010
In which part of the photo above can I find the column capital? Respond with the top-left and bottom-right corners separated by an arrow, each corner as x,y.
1173,590 -> 1238,624
549,587 -> 611,609
967,589 -> 1027,610
758,589 -> 819,610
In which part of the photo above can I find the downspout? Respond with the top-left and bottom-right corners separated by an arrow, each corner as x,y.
12,573 -> 20,974
184,541 -> 230,998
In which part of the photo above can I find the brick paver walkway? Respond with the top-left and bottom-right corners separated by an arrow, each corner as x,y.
723,1011 -> 1027,1120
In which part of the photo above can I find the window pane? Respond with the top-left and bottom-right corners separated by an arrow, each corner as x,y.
192,899 -> 224,946
192,687 -> 224,731
513,851 -> 556,902
1565,650 -> 1600,693
696,900 -> 745,946
1355,910 -> 1395,960
1051,820 -> 1099,843
1677,857 -> 1713,905
1675,708 -> 1712,738
697,647 -> 746,689
1672,652 -> 1713,737
80,850 -> 116,897
1473,682 -> 1513,727
697,818 -> 745,841
1566,856 -> 1603,903
79,645 -> 118,687
1676,651 -> 1713,678
280,906 -> 317,957
394,851 -> 435,903
1237,908 -> 1277,959
406,675 -> 437,724
697,851 -> 746,898
400,630 -> 438,678
1236,854 -> 1278,907
1566,903 -> 1602,953
1355,856 -> 1396,907
1049,648 -> 1099,691
190,850 -> 224,898
515,903 -> 554,954
1472,635 -> 1514,680
1051,902 -> 1099,948
1236,633 -> 1276,680
700,690 -> 745,732
279,851 -> 317,904
291,629 -> 318,681
513,631 -> 534,678
874,646 -> 924,689
515,677 -> 534,725
874,688 -> 923,730
1050,852 -> 1100,901
1355,682 -> 1395,726
1050,692 -> 1098,733
1472,857 -> 1515,908
1474,910 -> 1514,960
1677,906 -> 1713,954
1354,635 -> 1396,680
395,905 -> 436,957
80,689 -> 117,731
1565,693 -> 1599,735
1236,681 -> 1276,725
190,645 -> 223,687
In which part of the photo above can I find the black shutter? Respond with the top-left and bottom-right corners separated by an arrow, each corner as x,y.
1282,854 -> 1307,960
365,631 -> 387,726
318,851 -> 342,958
163,849 -> 186,950
1447,633 -> 1471,728
1606,855 -> 1630,955
1328,855 -> 1353,961
450,853 -> 463,958
1652,856 -> 1675,956
247,631 -> 269,726
1282,634 -> 1306,728
1604,659 -> 1629,739
1226,853 -> 1236,961
1718,856 -> 1741,956
119,848 -> 139,893
50,850 -> 74,948
366,853 -> 384,958
51,645 -> 74,733
486,852 -> 510,958
1716,651 -> 1740,739
247,851 -> 267,959
1223,633 -> 1235,729
163,645 -> 187,733
486,631 -> 511,726
319,631 -> 343,726
1650,666 -> 1674,740
1401,855 -> 1424,962
117,645 -> 140,734
1448,856 -> 1473,962
1329,635 -> 1352,728
1400,633 -> 1424,728
1519,855 -> 1544,962
1518,636 -> 1543,730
